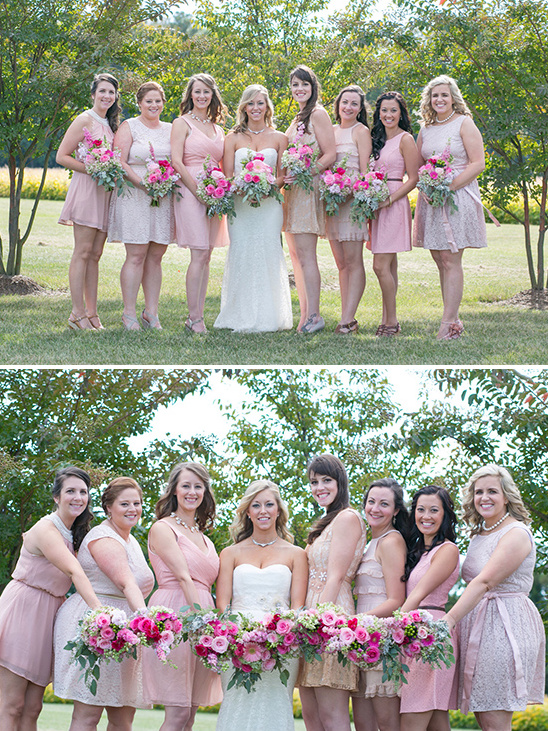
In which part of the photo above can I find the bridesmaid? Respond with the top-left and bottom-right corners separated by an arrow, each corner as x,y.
283,65 -> 336,334
0,466 -> 100,730
298,454 -> 366,731
57,73 -> 121,330
370,92 -> 419,337
326,85 -> 371,334
54,477 -> 154,730
352,478 -> 409,731
171,73 -> 229,334
399,486 -> 460,731
143,463 -> 222,731
108,81 -> 175,330
444,465 -> 545,731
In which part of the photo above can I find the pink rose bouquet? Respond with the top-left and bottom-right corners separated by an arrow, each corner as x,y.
319,157 -> 353,216
281,122 -> 318,192
143,143 -> 181,207
417,147 -> 458,211
129,605 -> 184,663
325,613 -> 387,671
293,603 -> 347,663
231,151 -> 283,207
350,169 -> 390,224
196,155 -> 236,222
78,127 -> 129,195
183,607 -> 240,674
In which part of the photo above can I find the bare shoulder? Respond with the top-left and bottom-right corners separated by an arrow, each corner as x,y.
380,530 -> 406,549
172,116 -> 191,134
333,508 -> 363,530
311,106 -> 331,125
400,131 -> 416,147
432,541 -> 460,561
353,123 -> 371,141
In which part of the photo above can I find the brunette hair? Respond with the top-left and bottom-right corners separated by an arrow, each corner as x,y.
289,65 -> 320,134
404,485 -> 457,581
136,81 -> 166,106
91,73 -> 121,133
233,84 -> 275,134
53,466 -> 93,551
101,477 -> 142,515
333,85 -> 369,127
371,92 -> 412,160
179,73 -> 227,124
306,454 -> 350,545
154,462 -> 216,532
230,480 -> 292,544
419,74 -> 472,126
363,477 -> 410,541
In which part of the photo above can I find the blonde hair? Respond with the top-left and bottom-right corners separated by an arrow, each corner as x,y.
419,74 -> 472,126
461,464 -> 531,536
229,480 -> 293,544
233,85 -> 275,134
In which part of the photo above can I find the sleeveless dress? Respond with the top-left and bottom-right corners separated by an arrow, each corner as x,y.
370,131 -> 412,254
143,520 -> 222,708
326,124 -> 368,243
283,118 -> 326,237
413,116 -> 487,251
299,509 -> 366,690
58,110 -> 114,232
108,117 -> 175,245
174,115 -> 228,250
0,513 -> 73,686
399,541 -> 459,713
216,564 -> 298,731
53,521 -> 154,707
353,530 -> 400,698
214,147 -> 292,332
457,522 -> 545,714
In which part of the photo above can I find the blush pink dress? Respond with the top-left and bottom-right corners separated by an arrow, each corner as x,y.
399,541 -> 459,713
369,131 -> 412,254
174,115 -> 228,250
143,521 -> 222,707
0,513 -> 74,686
58,110 -> 114,232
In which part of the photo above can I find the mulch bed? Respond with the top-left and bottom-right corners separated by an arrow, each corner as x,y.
0,275 -> 55,296
493,288 -> 548,310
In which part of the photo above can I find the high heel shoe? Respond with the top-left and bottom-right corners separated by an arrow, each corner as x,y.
141,309 -> 162,330
87,314 -> 104,330
68,313 -> 93,331
122,314 -> 141,331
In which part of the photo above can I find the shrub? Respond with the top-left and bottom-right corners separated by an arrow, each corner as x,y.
0,167 -> 70,201
512,706 -> 548,731
43,684 -> 71,704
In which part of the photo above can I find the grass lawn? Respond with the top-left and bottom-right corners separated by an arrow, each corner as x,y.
1,198 -> 546,365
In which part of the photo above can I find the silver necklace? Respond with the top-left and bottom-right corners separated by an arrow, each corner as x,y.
482,511 -> 509,532
249,128 -> 266,135
170,512 -> 200,533
436,109 -> 456,124
190,112 -> 210,125
252,536 -> 277,547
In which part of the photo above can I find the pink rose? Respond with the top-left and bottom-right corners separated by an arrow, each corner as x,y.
354,627 -> 370,643
262,657 -> 276,671
210,169 -> 224,180
213,187 -> 225,198
95,613 -> 111,628
212,636 -> 229,653
244,173 -> 253,183
205,184 -> 216,195
320,611 -> 337,626
339,627 -> 356,645
100,627 -> 115,640
365,646 -> 381,663
392,628 -> 405,644
252,175 -> 260,183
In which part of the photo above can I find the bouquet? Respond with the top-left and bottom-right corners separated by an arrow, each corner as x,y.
64,606 -> 139,695
231,151 -> 283,207
281,122 -> 318,192
417,147 -> 458,212
182,607 -> 240,674
196,155 -> 235,222
293,603 -> 347,663
143,143 -> 181,207
350,169 -> 390,224
325,613 -> 387,671
319,157 -> 353,216
128,606 -> 184,663
78,127 -> 129,195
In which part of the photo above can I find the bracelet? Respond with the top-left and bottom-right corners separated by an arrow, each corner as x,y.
389,195 -> 393,206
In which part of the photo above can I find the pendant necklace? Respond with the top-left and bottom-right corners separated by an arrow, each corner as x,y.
252,536 -> 277,547
170,512 -> 200,533
436,109 -> 456,124
482,511 -> 509,532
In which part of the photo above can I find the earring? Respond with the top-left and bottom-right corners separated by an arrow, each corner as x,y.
107,514 -> 111,520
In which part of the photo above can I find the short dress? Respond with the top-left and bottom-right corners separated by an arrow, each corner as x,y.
58,110 -> 114,232
369,131 -> 412,254
283,117 -> 326,238
399,541 -> 460,713
0,513 -> 73,686
457,522 -> 545,714
53,521 -> 155,707
173,115 -> 228,250
143,520 -> 222,708
353,530 -> 400,698
326,124 -> 368,244
299,508 -> 366,691
108,117 -> 175,245
413,115 -> 487,251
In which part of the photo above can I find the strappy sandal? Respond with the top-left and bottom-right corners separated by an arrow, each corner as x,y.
87,314 -> 104,330
141,309 -> 162,330
375,324 -> 385,337
378,322 -> 401,337
122,314 -> 141,331
68,313 -> 93,331
337,319 -> 359,335
300,314 -> 325,335
438,320 -> 464,341
185,316 -> 207,334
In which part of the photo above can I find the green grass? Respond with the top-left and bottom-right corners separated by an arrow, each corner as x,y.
1,198 -> 545,365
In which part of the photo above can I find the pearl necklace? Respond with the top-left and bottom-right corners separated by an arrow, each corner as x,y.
252,536 -> 278,547
170,512 -> 200,533
482,511 -> 509,532
249,127 -> 266,135
435,109 -> 456,124
190,112 -> 210,125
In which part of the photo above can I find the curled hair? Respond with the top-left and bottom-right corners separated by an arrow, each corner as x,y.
404,485 -> 457,581
419,74 -> 472,126
363,477 -> 411,542
461,464 -> 530,536
91,73 -> 121,133
371,91 -> 412,160
179,73 -> 227,125
306,454 -> 350,545
101,477 -> 142,515
53,466 -> 93,551
230,480 -> 293,544
136,80 -> 166,106
155,462 -> 216,532
290,65 -> 320,134
233,84 -> 275,134
333,85 -> 369,127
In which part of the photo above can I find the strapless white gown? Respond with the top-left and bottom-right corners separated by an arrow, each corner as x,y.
214,148 -> 293,333
216,564 -> 298,731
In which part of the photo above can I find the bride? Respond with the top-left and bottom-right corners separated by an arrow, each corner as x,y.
214,85 -> 293,332
215,480 -> 308,730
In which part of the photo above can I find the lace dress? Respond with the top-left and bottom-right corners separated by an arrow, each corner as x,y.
108,117 -> 175,245
413,115 -> 487,251
457,522 -> 545,713
216,564 -> 298,731
53,521 -> 154,707
299,509 -> 366,691
0,513 -> 74,686
214,147 -> 293,332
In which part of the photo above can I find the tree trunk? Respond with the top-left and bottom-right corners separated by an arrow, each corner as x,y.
7,154 -> 22,276
521,180 -> 537,289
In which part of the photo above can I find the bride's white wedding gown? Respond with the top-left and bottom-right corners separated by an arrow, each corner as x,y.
213,148 -> 293,333
216,564 -> 298,731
